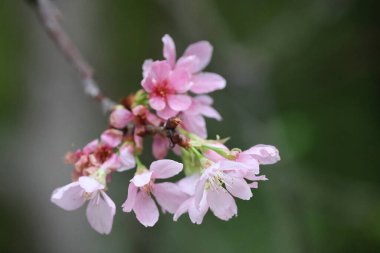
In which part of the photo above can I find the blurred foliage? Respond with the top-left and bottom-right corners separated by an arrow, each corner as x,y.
0,0 -> 379,252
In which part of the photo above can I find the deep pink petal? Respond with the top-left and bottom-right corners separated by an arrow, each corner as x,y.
167,94 -> 192,111
109,107 -> 133,129
190,72 -> 226,94
183,41 -> 213,73
150,159 -> 183,179
207,189 -> 237,221
169,68 -> 191,93
122,183 -> 138,212
149,96 -> 166,111
162,34 -> 176,68
224,176 -> 252,200
100,129 -> 123,148
83,139 -> 99,154
86,191 -> 116,234
51,182 -> 85,211
78,176 -> 104,193
153,182 -> 188,213
133,191 -> 159,227
131,171 -> 152,187
152,135 -> 169,159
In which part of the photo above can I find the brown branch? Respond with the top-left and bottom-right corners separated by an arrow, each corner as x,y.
27,0 -> 116,112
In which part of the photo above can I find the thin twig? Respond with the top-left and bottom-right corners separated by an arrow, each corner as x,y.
27,0 -> 116,112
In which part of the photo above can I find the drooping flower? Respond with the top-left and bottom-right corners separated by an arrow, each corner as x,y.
122,159 -> 187,227
51,176 -> 116,234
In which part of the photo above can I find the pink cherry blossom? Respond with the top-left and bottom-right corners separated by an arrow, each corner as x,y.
122,159 -> 187,227
141,60 -> 192,119
194,160 -> 253,221
51,176 -> 116,234
161,34 -> 226,94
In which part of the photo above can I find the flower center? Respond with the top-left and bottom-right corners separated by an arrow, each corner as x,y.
152,80 -> 174,99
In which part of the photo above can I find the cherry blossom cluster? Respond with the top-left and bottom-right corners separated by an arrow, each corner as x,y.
51,35 -> 280,234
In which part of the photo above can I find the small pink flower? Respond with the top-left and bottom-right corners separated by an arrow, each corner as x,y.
161,34 -> 226,94
181,95 -> 221,138
152,134 -> 170,159
122,159 -> 187,227
51,176 -> 116,234
240,144 -> 281,165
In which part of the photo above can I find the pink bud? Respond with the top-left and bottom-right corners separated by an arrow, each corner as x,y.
109,107 -> 132,129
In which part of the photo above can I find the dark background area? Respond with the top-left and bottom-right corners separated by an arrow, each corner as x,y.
0,0 -> 379,252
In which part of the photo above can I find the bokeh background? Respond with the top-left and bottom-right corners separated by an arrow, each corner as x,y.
0,0 -> 379,252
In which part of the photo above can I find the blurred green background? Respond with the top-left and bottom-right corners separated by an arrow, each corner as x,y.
0,0 -> 379,252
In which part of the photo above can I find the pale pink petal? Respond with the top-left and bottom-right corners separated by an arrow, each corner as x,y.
100,129 -> 123,148
78,176 -> 104,193
162,34 -> 176,68
142,59 -> 153,79
190,72 -> 226,94
176,55 -> 199,72
200,105 -> 222,120
181,113 -> 207,138
224,176 -> 252,200
109,108 -> 132,129
149,96 -> 166,111
207,189 -> 237,221
177,174 -> 200,195
173,198 -> 192,222
169,68 -> 191,93
83,139 -> 99,154
86,191 -> 116,234
157,106 -> 179,120
153,182 -> 188,213
51,182 -> 85,211
122,183 -> 138,212
141,76 -> 154,92
194,177 -> 207,208
150,159 -> 183,179
167,94 -> 192,111
219,160 -> 250,175
243,144 -> 281,165
101,154 -> 121,171
118,146 -> 136,171
183,41 -> 213,73
189,195 -> 208,224
193,95 -> 213,105
133,191 -> 159,227
131,171 -> 152,187
152,135 -> 169,159
203,150 -> 225,162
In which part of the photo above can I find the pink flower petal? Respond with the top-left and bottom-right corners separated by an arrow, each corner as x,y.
118,146 -> 136,172
142,59 -> 153,79
153,182 -> 188,213
188,195 -> 208,224
150,60 -> 171,82
169,68 -> 191,93
149,96 -> 166,111
167,94 -> 192,111
101,154 -> 121,171
86,191 -> 116,234
224,176 -> 252,200
162,34 -> 176,68
194,177 -> 207,208
78,176 -> 104,193
243,144 -> 281,165
133,191 -> 159,227
100,129 -> 123,148
181,113 -> 207,138
122,183 -> 138,212
109,107 -> 132,129
152,135 -> 169,160
51,182 -> 85,211
207,189 -> 237,221
183,41 -> 213,73
190,72 -> 226,94
177,174 -> 200,195
200,105 -> 222,121
131,171 -> 152,187
173,198 -> 192,222
83,139 -> 99,154
176,55 -> 200,72
150,159 -> 183,179
157,106 -> 179,120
